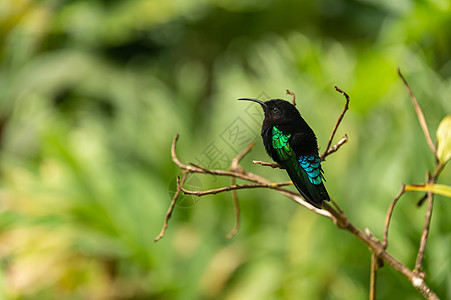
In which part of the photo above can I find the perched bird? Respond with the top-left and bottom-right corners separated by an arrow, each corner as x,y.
238,97 -> 330,208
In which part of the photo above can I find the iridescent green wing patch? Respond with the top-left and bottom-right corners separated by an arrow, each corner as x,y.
272,126 -> 294,161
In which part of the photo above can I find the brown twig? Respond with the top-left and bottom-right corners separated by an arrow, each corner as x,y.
413,162 -> 443,276
330,198 -> 344,214
226,177 -> 240,239
414,192 -> 434,277
171,135 -> 270,182
382,184 -> 406,248
322,202 -> 347,228
232,142 -> 256,167
320,134 -> 348,160
321,86 -> 350,160
226,142 -> 255,239
397,68 -> 438,162
365,226 -> 386,300
154,171 -> 189,242
370,253 -> 378,300
253,160 -> 282,168
287,89 -> 296,106
177,179 -> 292,196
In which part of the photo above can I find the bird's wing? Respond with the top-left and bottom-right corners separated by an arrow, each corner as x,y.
272,126 -> 329,207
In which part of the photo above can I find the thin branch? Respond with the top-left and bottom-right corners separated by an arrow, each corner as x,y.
370,253 -> 378,300
397,68 -> 437,161
262,186 -> 334,219
188,162 -> 218,174
414,162 -> 442,277
320,134 -> 348,160
413,151 -> 444,275
414,192 -> 434,277
226,177 -> 240,239
226,142 -> 255,239
253,160 -> 282,168
287,89 -> 296,106
321,86 -> 350,160
367,229 -> 384,300
323,202 -> 348,228
178,179 -> 292,196
382,184 -> 406,249
171,135 -> 269,182
154,171 -> 189,242
367,227 -> 382,300
330,198 -> 344,214
232,142 -> 256,167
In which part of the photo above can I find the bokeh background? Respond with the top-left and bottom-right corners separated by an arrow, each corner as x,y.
0,0 -> 450,299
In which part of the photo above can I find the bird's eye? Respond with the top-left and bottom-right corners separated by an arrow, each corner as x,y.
272,107 -> 279,114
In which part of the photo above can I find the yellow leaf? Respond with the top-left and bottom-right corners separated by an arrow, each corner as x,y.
436,115 -> 451,164
405,184 -> 451,198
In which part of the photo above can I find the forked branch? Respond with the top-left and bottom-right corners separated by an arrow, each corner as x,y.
321,86 -> 350,160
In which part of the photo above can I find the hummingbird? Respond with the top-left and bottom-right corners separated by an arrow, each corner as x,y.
238,97 -> 330,208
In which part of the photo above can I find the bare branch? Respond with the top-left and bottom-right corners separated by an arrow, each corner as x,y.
330,198 -> 344,214
397,68 -> 438,162
370,253 -> 378,300
321,86 -> 350,160
171,135 -> 268,181
178,179 -> 292,196
275,187 -> 334,219
287,89 -> 296,106
322,202 -> 347,228
154,171 -> 189,242
413,158 -> 444,275
226,142 -> 256,239
382,184 -> 406,249
415,192 -> 434,277
226,177 -> 240,239
320,134 -> 348,160
253,160 -> 282,168
232,142 -> 256,167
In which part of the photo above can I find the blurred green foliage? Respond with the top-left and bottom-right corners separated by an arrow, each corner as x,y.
0,0 -> 450,299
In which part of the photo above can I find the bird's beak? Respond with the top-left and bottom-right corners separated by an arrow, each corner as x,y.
237,98 -> 267,108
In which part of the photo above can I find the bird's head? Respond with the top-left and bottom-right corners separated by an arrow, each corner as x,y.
238,98 -> 300,125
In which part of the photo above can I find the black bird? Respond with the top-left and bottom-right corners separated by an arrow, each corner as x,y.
238,98 -> 330,208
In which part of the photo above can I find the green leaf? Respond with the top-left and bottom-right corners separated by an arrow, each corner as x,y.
405,184 -> 451,198
436,115 -> 451,164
